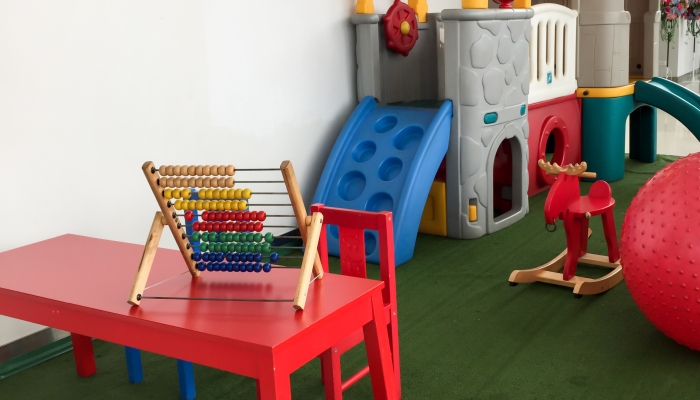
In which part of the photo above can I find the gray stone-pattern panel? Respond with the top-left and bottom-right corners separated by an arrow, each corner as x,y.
443,9 -> 532,239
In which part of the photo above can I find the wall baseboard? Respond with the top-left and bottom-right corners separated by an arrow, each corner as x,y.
0,328 -> 71,380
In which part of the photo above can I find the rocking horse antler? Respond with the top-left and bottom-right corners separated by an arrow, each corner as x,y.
538,159 -> 597,179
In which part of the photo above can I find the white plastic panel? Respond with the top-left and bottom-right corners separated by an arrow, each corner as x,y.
529,4 -> 578,104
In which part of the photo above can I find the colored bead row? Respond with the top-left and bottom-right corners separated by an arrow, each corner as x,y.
173,199 -> 248,211
196,261 -> 272,273
191,232 -> 274,243
185,210 -> 266,222
159,177 -> 235,188
193,251 -> 266,263
196,242 -> 270,253
190,221 -> 263,233
164,188 -> 193,200
160,165 -> 235,177
165,188 -> 251,201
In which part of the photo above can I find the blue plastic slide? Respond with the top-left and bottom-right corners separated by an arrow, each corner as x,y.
313,97 -> 452,266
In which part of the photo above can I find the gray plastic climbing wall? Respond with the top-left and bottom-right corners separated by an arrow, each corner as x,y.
441,8 -> 533,240
352,13 -> 441,104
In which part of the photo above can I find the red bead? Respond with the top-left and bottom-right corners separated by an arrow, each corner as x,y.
201,211 -> 209,221
192,222 -> 200,231
206,222 -> 214,231
235,211 -> 244,221
257,211 -> 266,221
222,211 -> 230,221
246,222 -> 254,232
212,222 -> 220,231
215,211 -> 223,221
250,212 -> 258,221
184,211 -> 194,221
254,222 -> 263,232
233,222 -> 241,232
243,211 -> 251,221
226,222 -> 234,232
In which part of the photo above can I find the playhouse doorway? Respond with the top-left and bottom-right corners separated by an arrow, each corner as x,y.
492,138 -> 519,221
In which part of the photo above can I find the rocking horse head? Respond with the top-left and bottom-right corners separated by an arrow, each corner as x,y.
538,160 -> 594,224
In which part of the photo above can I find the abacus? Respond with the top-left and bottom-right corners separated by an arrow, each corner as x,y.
128,161 -> 324,310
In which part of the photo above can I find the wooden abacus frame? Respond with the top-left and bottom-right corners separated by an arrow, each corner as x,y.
128,160 -> 324,310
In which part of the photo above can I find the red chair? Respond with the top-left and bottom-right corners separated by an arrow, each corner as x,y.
311,204 -> 401,400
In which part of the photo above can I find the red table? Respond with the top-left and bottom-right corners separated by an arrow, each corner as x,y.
0,235 -> 396,399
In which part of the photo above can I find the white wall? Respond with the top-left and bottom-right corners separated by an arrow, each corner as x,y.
659,20 -> 700,78
0,1 -> 471,348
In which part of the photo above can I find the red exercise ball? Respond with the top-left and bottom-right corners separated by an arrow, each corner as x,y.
620,153 -> 700,350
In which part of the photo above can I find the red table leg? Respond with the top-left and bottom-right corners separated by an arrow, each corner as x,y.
321,348 -> 343,399
256,357 -> 292,400
363,292 -> 397,400
70,333 -> 96,377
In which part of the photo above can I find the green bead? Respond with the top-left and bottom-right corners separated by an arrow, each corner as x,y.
211,232 -> 218,242
244,233 -> 252,242
201,242 -> 209,252
254,244 -> 262,252
262,243 -> 271,253
192,232 -> 201,241
234,243 -> 242,252
226,233 -> 234,242
201,232 -> 209,242
233,233 -> 241,242
213,243 -> 222,252
264,232 -> 274,243
241,243 -> 249,252
228,243 -> 236,252
253,233 -> 262,243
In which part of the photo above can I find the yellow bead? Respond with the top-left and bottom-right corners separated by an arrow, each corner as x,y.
227,189 -> 236,199
174,200 -> 183,210
164,189 -> 173,199
206,188 -> 214,199
217,201 -> 225,210
224,200 -> 232,211
202,200 -> 210,210
219,189 -> 228,200
234,188 -> 242,199
213,189 -> 221,200
242,188 -> 252,199
182,189 -> 192,200
196,200 -> 203,210
238,200 -> 248,210
172,189 -> 181,199
231,200 -> 239,211
189,200 -> 197,210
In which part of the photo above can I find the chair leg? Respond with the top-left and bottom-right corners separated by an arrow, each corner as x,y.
601,211 -> 620,262
579,217 -> 589,257
563,218 -> 582,281
388,315 -> 401,399
321,348 -> 343,400
177,359 -> 196,400
124,347 -> 143,384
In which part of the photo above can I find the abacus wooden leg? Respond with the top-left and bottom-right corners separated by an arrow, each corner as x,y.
292,212 -> 324,310
124,347 -> 143,383
128,212 -> 166,305
508,229 -> 623,297
71,333 -> 96,377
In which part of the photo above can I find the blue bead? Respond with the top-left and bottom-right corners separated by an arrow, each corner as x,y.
232,252 -> 240,262
248,252 -> 255,262
197,262 -> 206,271
232,262 -> 240,272
262,262 -> 271,273
201,253 -> 209,262
253,262 -> 262,273
226,262 -> 234,272
226,253 -> 234,262
193,252 -> 201,262
253,253 -> 262,262
216,253 -> 224,262
245,262 -> 254,272
270,252 -> 279,263
212,262 -> 220,271
206,262 -> 214,271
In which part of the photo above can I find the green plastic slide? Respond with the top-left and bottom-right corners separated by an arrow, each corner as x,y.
634,77 -> 700,142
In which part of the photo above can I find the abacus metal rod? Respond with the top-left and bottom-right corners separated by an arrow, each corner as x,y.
183,225 -> 298,229
137,295 -> 293,302
174,213 -> 295,218
247,204 -> 292,207
235,168 -> 282,171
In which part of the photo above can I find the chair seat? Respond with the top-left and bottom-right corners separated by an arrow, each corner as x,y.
569,196 -> 615,217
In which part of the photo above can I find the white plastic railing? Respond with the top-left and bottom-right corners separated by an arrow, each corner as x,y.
529,4 -> 578,104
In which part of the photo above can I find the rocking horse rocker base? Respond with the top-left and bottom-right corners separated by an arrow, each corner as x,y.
508,229 -> 623,297
509,160 -> 624,298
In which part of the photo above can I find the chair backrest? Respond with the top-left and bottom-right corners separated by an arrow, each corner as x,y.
310,204 -> 396,308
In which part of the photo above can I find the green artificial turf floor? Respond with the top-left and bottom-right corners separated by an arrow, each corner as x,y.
3,155 -> 700,399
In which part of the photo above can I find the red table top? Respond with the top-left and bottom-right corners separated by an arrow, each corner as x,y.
0,235 -> 383,353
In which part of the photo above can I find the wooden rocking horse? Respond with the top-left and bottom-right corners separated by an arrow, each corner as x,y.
508,159 -> 623,297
